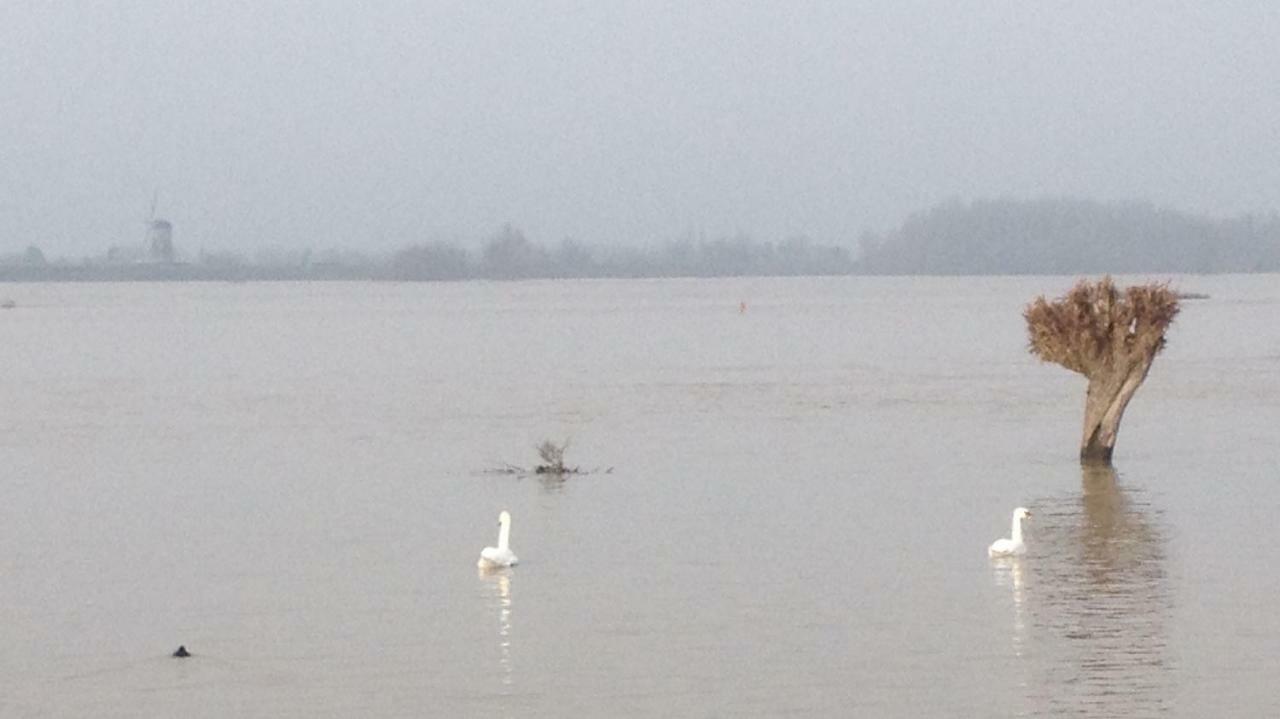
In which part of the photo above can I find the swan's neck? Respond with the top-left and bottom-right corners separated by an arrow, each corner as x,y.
1010,515 -> 1024,544
498,519 -> 511,551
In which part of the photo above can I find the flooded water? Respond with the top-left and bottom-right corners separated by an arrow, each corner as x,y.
1,275 -> 1277,717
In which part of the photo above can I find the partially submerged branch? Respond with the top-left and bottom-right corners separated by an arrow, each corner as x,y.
483,439 -> 612,477
536,439 -> 572,474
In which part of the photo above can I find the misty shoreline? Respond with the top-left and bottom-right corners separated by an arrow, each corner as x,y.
4,198 -> 1278,282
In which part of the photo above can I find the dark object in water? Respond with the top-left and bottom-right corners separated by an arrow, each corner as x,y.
172,645 -> 191,658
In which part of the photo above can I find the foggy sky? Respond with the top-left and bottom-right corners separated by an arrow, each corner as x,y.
3,1 -> 1278,258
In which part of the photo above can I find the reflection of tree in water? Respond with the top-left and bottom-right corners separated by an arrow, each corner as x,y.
1027,465 -> 1173,717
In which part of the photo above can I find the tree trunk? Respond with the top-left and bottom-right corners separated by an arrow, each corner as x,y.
1080,356 -> 1155,464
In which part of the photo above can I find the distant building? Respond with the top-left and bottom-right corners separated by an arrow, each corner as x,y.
147,219 -> 174,263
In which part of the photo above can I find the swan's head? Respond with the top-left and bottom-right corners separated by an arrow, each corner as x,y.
1014,507 -> 1032,520
498,510 -> 512,526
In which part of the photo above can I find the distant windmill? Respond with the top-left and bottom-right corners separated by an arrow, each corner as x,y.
145,190 -> 175,263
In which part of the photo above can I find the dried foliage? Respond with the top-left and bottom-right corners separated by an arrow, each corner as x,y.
1024,276 -> 1180,378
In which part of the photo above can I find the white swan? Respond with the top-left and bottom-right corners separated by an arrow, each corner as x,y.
988,507 -> 1032,557
478,510 -> 519,569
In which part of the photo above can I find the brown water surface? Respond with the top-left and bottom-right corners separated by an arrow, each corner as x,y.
1,276 -> 1276,716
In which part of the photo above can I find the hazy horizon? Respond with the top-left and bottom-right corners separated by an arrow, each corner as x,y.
4,2 -> 1278,257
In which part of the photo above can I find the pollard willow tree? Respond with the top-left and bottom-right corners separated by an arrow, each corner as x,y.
1024,276 -> 1180,464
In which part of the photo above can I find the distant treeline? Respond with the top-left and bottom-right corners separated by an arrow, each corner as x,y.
0,225 -> 855,282
857,198 -> 1280,275
3,199 -> 1279,281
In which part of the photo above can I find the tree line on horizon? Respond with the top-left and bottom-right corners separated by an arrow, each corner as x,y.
856,198 -> 1280,275
3,198 -> 1279,281
0,224 -> 856,281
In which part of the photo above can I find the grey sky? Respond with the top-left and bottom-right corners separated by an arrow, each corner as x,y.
3,1 -> 1278,258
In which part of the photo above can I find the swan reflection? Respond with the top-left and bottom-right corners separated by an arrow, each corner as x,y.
479,569 -> 514,688
991,556 -> 1027,656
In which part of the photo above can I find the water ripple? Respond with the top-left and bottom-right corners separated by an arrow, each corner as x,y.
1021,466 -> 1174,717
